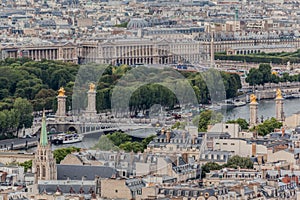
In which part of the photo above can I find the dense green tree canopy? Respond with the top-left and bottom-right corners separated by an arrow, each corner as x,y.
19,160 -> 32,172
0,59 -> 242,115
92,135 -> 119,151
107,131 -> 132,146
53,146 -> 81,164
223,155 -> 253,169
0,59 -> 79,111
93,132 -> 156,153
227,118 -> 249,130
201,162 -> 222,178
215,49 -> 300,64
246,63 -> 300,86
201,155 -> 253,178
193,110 -> 223,132
253,117 -> 283,136
0,59 -> 242,139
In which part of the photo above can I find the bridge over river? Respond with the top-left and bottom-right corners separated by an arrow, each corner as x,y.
1,122 -> 156,151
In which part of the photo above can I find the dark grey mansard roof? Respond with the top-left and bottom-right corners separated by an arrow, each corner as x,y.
38,184 -> 95,195
57,165 -> 117,180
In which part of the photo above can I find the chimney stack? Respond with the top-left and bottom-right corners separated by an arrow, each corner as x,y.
281,127 -> 285,138
182,132 -> 186,141
177,156 -> 180,166
161,128 -> 165,135
166,130 -> 171,143
192,136 -> 195,145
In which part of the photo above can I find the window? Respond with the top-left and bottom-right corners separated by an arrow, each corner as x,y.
115,190 -> 118,193
185,191 -> 189,196
225,125 -> 228,129
223,143 -> 227,145
231,143 -> 235,145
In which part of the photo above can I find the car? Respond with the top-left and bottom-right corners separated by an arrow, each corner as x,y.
22,135 -> 32,139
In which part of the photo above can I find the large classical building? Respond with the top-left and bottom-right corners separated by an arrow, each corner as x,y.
1,32 -> 300,66
0,42 -> 78,63
79,37 -> 207,65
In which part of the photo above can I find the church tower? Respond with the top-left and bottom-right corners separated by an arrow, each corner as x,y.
33,111 -> 57,183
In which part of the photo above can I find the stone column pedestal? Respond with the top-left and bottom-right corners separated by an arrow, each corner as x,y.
85,90 -> 97,122
250,101 -> 258,128
275,97 -> 284,122
56,95 -> 67,122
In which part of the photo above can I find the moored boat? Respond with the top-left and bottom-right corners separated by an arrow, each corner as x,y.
233,99 -> 246,107
51,133 -> 84,145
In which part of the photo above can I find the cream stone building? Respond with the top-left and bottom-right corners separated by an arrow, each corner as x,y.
267,148 -> 298,166
284,112 -> 300,128
213,139 -> 268,157
80,38 -> 206,65
0,42 -> 78,63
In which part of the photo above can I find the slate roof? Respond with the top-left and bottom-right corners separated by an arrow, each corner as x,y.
38,183 -> 95,195
57,165 -> 117,180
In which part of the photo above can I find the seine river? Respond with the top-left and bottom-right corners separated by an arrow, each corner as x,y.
27,98 -> 300,152
222,98 -> 300,121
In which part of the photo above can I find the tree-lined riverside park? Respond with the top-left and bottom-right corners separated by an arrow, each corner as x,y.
0,58 -> 244,137
216,49 -> 300,64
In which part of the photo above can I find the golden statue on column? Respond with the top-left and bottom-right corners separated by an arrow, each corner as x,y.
250,94 -> 257,103
58,87 -> 65,96
276,88 -> 283,99
89,83 -> 96,92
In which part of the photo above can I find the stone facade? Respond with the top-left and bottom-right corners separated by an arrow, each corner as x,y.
249,101 -> 258,127
100,179 -> 133,199
84,89 -> 97,121
56,95 -> 67,122
275,98 -> 284,122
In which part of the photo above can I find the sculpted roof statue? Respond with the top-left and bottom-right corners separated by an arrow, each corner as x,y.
89,83 -> 96,92
250,94 -> 257,103
276,88 -> 283,99
58,87 -> 65,96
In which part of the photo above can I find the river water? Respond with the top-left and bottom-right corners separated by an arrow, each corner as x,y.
222,98 -> 300,121
27,98 -> 300,152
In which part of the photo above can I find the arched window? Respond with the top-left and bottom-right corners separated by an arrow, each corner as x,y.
42,166 -> 46,179
36,166 -> 40,178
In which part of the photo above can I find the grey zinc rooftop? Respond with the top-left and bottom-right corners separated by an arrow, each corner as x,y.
57,164 -> 117,180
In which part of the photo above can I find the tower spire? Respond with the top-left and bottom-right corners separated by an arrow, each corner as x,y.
210,29 -> 215,68
40,110 -> 48,146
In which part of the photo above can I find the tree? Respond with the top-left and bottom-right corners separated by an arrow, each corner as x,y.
246,68 -> 263,86
19,160 -> 32,172
0,109 -> 19,137
141,135 -> 156,149
107,131 -> 132,146
53,147 -> 81,164
93,135 -> 119,151
193,110 -> 223,132
258,64 -> 272,86
223,155 -> 253,169
227,118 -> 249,130
119,141 -> 144,153
201,162 -> 222,178
171,121 -> 186,130
13,98 -> 33,129
254,117 -> 282,136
